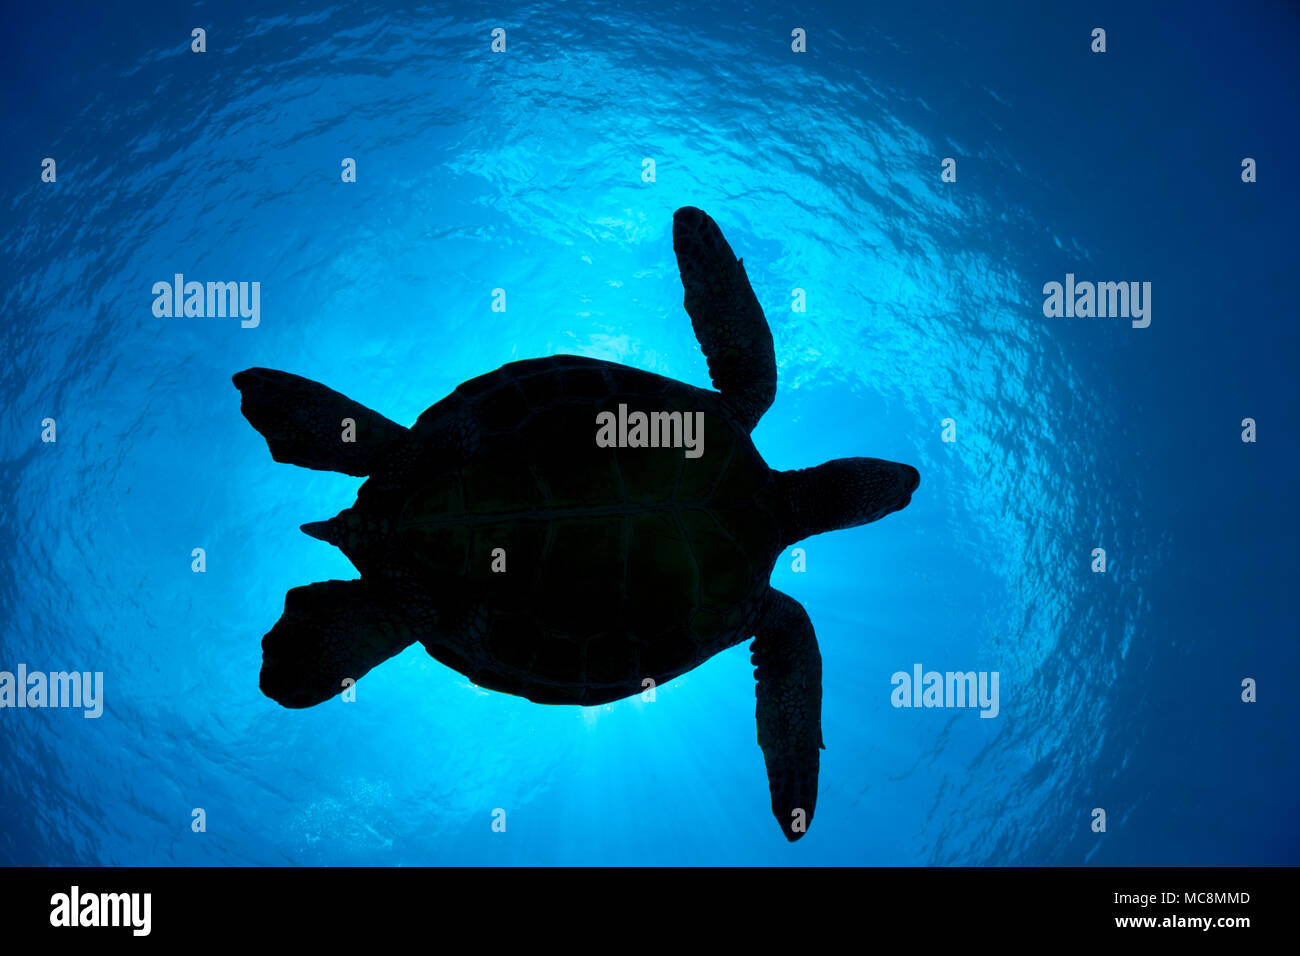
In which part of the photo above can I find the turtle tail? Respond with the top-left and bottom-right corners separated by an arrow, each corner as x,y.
301,515 -> 346,545
232,367 -> 409,476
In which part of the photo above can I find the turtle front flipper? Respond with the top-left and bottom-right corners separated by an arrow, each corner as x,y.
672,207 -> 776,431
751,589 -> 824,842
233,367 -> 408,476
259,580 -> 417,708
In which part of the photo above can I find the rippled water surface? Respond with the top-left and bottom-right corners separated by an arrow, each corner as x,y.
1,0 -> 1296,865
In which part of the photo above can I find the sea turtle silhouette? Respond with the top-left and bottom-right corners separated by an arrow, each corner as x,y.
234,206 -> 920,841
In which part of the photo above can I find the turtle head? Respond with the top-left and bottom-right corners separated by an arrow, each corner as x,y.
778,457 -> 920,543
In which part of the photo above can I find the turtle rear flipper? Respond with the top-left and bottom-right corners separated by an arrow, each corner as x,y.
233,367 -> 408,476
259,580 -> 416,708
672,206 -> 777,432
752,589 -> 824,842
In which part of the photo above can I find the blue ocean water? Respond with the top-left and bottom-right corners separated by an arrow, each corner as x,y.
1,0 -> 1296,866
